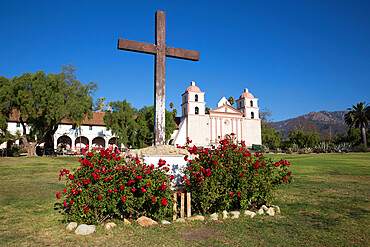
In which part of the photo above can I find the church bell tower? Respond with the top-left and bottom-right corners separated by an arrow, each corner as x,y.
181,81 -> 206,117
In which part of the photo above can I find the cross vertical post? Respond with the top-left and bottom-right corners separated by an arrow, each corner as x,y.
117,10 -> 200,145
155,11 -> 166,145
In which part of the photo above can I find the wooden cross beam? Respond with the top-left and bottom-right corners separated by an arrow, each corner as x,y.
117,10 -> 200,145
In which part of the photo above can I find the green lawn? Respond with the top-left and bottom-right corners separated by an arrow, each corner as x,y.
0,153 -> 369,246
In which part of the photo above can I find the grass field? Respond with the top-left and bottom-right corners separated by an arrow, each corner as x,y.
0,153 -> 369,246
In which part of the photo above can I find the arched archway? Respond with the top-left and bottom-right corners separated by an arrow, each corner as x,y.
75,136 -> 89,149
92,137 -> 105,148
108,137 -> 118,150
57,136 -> 72,149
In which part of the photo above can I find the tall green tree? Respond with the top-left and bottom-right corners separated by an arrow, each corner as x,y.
137,106 -> 176,147
288,130 -> 320,148
261,126 -> 282,149
103,100 -> 139,148
0,64 -> 98,156
104,103 -> 176,149
345,102 -> 370,148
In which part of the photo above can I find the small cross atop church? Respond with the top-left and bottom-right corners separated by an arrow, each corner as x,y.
117,10 -> 200,145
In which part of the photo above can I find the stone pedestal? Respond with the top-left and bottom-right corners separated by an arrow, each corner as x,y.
130,145 -> 189,186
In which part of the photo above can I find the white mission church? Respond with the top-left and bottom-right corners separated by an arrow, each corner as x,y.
171,81 -> 262,147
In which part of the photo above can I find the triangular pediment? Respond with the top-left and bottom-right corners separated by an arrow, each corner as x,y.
210,105 -> 243,115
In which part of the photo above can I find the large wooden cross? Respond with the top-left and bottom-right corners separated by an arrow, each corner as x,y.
117,10 -> 200,145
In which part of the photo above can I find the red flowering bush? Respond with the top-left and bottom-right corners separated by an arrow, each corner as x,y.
183,135 -> 292,214
57,147 -> 173,224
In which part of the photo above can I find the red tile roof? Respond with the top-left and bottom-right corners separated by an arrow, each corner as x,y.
7,109 -> 107,126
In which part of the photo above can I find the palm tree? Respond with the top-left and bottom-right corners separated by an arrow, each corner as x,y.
228,96 -> 235,106
344,102 -> 370,147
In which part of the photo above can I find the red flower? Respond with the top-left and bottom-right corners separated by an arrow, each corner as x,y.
141,187 -> 147,193
161,198 -> 168,206
131,188 -> 136,192
69,174 -> 74,180
275,162 -> 279,167
283,176 -> 287,182
114,188 -> 118,192
227,168 -> 230,172
121,196 -> 127,202
177,190 -> 181,196
254,161 -> 259,168
136,175 -> 142,180
237,193 -> 241,197
213,161 -> 218,165
146,183 -> 151,187
63,200 -> 68,208
170,175 -> 175,181
109,189 -> 113,193
98,195 -> 102,200
288,172 -> 292,176
151,196 -> 155,202
83,206 -> 89,212
120,185 -> 125,190
56,192 -> 61,199
87,152 -> 93,157
240,173 -> 244,178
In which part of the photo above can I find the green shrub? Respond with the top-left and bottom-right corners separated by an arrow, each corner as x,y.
353,143 -> 369,152
299,147 -> 312,154
182,135 -> 292,215
57,147 -> 174,224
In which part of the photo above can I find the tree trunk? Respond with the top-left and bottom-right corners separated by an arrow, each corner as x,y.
360,123 -> 367,148
21,135 -> 35,157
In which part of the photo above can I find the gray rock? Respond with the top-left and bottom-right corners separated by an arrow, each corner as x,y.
223,210 -> 228,219
75,224 -> 96,235
176,218 -> 186,223
187,215 -> 205,221
257,208 -> 264,215
261,205 -> 268,211
267,207 -> 275,216
210,213 -> 218,221
104,222 -> 117,230
66,222 -> 77,231
244,210 -> 256,218
161,220 -> 171,225
230,211 -> 240,219
137,216 -> 158,227
272,205 -> 281,214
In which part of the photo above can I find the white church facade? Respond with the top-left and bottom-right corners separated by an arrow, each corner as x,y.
172,81 -> 262,147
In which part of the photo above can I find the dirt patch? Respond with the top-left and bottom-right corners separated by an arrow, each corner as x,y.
174,227 -> 222,244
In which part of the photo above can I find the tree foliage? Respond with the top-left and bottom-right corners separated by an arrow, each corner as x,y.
261,126 -> 282,149
104,103 -> 176,149
0,64 -> 98,156
227,96 -> 235,106
345,102 -> 370,147
288,130 -> 320,148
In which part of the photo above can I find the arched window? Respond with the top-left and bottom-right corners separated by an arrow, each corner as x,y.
195,94 -> 198,102
251,112 -> 255,119
195,107 -> 199,115
250,100 -> 253,107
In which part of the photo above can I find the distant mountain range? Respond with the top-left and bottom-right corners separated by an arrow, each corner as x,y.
273,111 -> 349,139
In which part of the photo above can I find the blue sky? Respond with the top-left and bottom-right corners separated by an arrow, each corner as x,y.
0,0 -> 369,121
